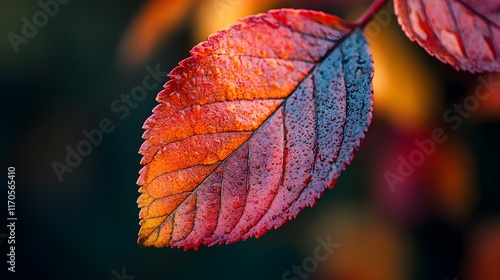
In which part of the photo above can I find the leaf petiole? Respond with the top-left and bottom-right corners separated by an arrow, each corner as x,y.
355,0 -> 391,28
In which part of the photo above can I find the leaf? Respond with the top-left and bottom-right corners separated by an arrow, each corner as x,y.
137,9 -> 374,249
394,0 -> 500,73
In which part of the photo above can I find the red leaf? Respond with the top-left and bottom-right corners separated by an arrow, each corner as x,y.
137,9 -> 374,249
394,0 -> 500,73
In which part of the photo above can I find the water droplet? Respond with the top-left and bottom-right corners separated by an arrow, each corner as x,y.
232,200 -> 240,208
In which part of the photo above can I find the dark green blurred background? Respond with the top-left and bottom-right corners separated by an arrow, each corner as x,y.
2,1 -> 500,280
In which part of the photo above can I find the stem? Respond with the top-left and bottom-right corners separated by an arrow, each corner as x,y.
355,0 -> 391,27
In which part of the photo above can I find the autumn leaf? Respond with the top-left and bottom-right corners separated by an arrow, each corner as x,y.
137,9 -> 374,249
394,0 -> 500,73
